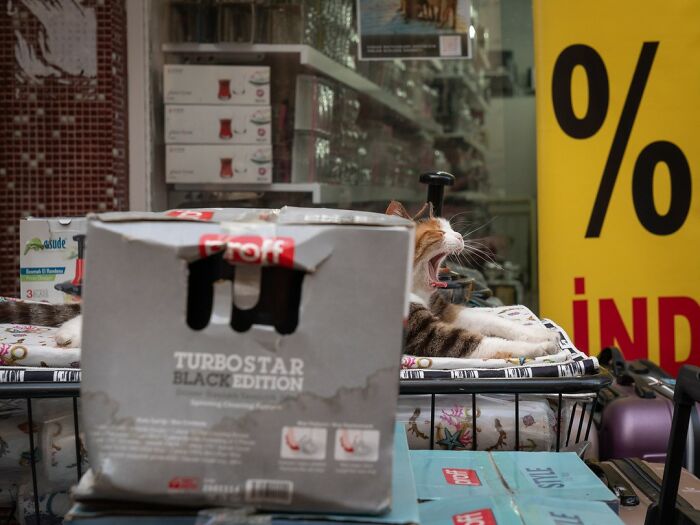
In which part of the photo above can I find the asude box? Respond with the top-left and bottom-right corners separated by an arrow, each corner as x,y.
164,65 -> 270,105
165,105 -> 272,145
166,144 -> 272,184
19,217 -> 86,303
79,207 -> 413,513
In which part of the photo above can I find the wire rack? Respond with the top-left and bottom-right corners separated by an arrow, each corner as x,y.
0,369 -> 611,522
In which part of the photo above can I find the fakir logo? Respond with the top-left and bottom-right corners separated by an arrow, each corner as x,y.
443,468 -> 482,486
166,209 -> 214,221
199,234 -> 295,267
168,477 -> 200,491
452,509 -> 496,525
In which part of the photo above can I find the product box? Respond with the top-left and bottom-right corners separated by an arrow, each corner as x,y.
410,450 -> 508,501
69,426 -> 419,525
166,144 -> 272,184
19,217 -> 87,303
70,423 -> 419,524
418,496 -> 624,525
418,497 -> 522,525
515,496 -> 624,525
78,207 -> 414,513
165,105 -> 272,145
164,65 -> 270,105
491,452 -> 619,512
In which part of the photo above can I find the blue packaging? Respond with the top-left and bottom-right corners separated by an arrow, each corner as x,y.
516,496 -> 625,524
409,450 -> 508,501
418,496 -> 521,525
491,452 -> 618,512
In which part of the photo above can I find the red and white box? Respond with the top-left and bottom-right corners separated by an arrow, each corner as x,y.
166,144 -> 273,184
165,105 -> 272,145
164,65 -> 270,105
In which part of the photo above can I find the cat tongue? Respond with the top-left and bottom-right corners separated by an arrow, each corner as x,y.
431,281 -> 448,288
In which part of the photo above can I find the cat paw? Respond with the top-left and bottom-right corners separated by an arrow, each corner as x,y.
516,326 -> 562,346
55,317 -> 82,348
520,340 -> 560,358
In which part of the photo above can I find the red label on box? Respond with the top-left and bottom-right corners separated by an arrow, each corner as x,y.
166,209 -> 214,221
443,468 -> 482,486
452,509 -> 496,525
199,234 -> 295,267
168,477 -> 199,491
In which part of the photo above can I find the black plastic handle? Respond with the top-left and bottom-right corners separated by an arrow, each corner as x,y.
74,234 -> 86,259
419,171 -> 455,217
645,365 -> 700,524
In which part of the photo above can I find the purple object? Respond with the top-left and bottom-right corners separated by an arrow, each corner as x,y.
598,383 -> 674,464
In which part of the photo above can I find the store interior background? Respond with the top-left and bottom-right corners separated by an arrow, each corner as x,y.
1,0 -> 542,311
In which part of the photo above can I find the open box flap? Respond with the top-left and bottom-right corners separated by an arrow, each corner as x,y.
92,206 -> 413,228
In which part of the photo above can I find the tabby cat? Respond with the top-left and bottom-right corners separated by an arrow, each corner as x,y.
1,203 -> 559,358
387,201 -> 560,359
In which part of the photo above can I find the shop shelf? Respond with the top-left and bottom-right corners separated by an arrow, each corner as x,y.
436,132 -> 487,154
433,74 -> 489,111
162,43 -> 443,134
170,182 -> 422,205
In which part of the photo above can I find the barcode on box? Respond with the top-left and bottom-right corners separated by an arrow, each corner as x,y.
245,479 -> 293,505
53,370 -> 81,382
439,35 -> 462,57
400,370 -> 425,379
0,370 -> 24,383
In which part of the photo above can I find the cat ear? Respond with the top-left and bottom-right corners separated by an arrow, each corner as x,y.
412,202 -> 435,221
386,201 -> 412,219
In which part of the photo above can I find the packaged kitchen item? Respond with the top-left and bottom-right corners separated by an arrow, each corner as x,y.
19,218 -> 87,303
165,105 -> 272,145
294,75 -> 336,136
164,65 -> 270,105
166,144 -> 272,184
410,450 -> 507,501
515,496 -> 625,524
77,207 -> 413,513
491,451 -> 619,512
418,496 -> 522,525
70,423 -> 419,524
291,132 -> 330,183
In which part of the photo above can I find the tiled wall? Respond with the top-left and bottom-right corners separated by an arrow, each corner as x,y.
0,0 -> 128,298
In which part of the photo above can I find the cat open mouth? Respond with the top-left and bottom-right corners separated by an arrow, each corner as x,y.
428,253 -> 448,288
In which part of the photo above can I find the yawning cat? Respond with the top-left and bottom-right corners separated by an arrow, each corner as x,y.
387,201 -> 560,359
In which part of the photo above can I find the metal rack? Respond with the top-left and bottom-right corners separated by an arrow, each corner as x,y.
0,382 -> 82,521
0,369 -> 611,523
399,371 -> 612,452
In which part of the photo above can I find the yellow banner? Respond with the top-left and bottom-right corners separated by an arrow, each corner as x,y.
533,1 -> 700,375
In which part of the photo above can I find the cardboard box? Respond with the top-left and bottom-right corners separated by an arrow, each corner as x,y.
19,218 -> 86,303
165,105 -> 272,145
78,207 -> 413,513
70,423 -> 419,524
515,496 -> 624,525
166,144 -> 272,184
491,452 -> 619,512
418,497 -> 522,525
418,496 -> 624,525
409,450 -> 508,501
164,65 -> 270,105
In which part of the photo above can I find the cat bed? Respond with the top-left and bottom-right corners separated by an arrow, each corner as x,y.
0,296 -> 81,371
401,305 -> 599,379
0,323 -> 80,370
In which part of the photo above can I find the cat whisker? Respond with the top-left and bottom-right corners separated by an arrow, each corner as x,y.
460,217 -> 498,239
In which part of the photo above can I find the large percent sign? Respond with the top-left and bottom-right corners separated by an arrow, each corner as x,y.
551,42 -> 692,237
